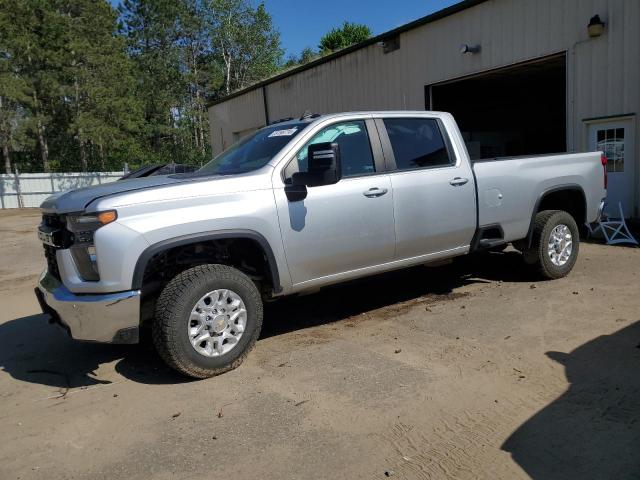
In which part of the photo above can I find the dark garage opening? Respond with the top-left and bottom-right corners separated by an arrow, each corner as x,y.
428,54 -> 566,160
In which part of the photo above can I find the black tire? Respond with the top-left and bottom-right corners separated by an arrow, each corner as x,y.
524,210 -> 580,279
153,264 -> 263,379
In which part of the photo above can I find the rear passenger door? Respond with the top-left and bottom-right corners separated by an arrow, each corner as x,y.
377,116 -> 476,259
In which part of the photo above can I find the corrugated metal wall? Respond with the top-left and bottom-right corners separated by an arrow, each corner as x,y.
209,0 -> 639,205
207,86 -> 266,152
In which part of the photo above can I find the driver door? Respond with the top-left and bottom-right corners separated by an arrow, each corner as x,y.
273,119 -> 395,287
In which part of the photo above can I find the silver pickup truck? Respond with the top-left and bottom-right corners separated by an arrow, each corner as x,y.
35,111 -> 606,378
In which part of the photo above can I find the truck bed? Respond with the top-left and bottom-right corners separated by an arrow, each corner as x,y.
472,151 -> 605,242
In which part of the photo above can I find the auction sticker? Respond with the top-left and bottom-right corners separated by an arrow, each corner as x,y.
268,128 -> 297,137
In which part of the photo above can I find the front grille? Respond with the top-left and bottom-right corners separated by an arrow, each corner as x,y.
41,214 -> 65,281
44,244 -> 61,281
42,213 -> 64,229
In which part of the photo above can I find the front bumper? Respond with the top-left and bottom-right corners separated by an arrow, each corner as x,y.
35,270 -> 141,344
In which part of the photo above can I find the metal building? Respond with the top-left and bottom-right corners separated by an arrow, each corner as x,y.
208,0 -> 640,217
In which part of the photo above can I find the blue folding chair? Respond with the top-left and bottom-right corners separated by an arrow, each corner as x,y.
586,202 -> 638,246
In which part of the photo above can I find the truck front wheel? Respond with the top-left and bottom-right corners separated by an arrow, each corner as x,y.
153,264 -> 263,379
524,210 -> 580,279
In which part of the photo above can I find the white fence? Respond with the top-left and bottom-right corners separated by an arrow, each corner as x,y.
0,171 -> 124,209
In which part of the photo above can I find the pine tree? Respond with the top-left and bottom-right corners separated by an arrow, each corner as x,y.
0,0 -> 69,172
62,0 -> 142,171
0,95 -> 13,174
120,0 -> 186,163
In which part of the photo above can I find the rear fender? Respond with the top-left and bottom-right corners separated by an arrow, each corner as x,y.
524,185 -> 586,248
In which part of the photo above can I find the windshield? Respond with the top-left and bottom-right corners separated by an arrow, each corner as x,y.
198,122 -> 309,175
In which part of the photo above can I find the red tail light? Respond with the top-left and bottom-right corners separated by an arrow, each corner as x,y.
601,153 -> 608,189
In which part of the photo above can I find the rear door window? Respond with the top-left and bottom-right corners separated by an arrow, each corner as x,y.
383,118 -> 453,170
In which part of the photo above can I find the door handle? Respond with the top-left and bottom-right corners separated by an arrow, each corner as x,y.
449,177 -> 469,186
363,187 -> 388,198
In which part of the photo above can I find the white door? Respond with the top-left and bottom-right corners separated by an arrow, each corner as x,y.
275,119 -> 396,286
588,118 -> 635,217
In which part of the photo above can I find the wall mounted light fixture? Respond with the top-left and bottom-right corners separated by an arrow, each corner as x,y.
380,35 -> 400,54
460,44 -> 481,54
588,15 -> 605,37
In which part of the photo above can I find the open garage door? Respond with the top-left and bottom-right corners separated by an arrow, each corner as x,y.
428,54 -> 566,160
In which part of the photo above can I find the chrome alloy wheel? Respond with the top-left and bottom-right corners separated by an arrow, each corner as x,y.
547,224 -> 573,267
188,289 -> 247,357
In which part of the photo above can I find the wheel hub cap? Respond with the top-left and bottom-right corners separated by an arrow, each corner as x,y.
210,314 -> 228,333
548,224 -> 573,266
188,289 -> 247,357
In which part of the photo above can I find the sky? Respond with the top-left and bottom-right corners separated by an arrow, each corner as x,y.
257,0 -> 461,58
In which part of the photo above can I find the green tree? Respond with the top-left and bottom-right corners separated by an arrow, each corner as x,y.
0,0 -> 143,172
0,67 -> 25,174
63,0 -> 142,171
120,0 -> 186,164
0,95 -> 31,174
299,47 -> 317,64
283,46 -> 317,70
319,21 -> 371,54
0,95 -> 14,174
208,0 -> 282,96
179,0 -> 217,160
0,0 -> 284,173
0,0 -> 69,172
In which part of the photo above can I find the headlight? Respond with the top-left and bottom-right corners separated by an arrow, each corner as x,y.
67,210 -> 117,237
66,210 -> 117,281
75,210 -> 117,225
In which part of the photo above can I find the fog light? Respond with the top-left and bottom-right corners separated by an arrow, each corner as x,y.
70,246 -> 100,281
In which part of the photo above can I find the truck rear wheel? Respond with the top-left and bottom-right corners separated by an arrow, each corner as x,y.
153,264 -> 263,379
524,210 -> 579,279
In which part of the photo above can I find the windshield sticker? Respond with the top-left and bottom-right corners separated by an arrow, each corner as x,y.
268,128 -> 298,138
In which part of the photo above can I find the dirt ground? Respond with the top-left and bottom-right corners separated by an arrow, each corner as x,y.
0,208 -> 638,480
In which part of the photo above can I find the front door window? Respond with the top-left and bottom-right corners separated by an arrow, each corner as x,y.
284,120 -> 376,179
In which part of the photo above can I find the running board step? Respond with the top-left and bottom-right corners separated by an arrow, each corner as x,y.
478,239 -> 506,249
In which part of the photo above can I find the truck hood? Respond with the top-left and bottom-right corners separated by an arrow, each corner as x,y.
40,175 -> 193,214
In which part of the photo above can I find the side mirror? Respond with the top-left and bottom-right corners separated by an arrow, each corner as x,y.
292,142 -> 341,187
308,142 -> 341,182
284,142 -> 341,202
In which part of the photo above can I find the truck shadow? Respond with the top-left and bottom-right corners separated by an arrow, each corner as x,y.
0,313 -> 184,388
502,320 -> 640,479
0,250 -> 536,387
261,250 -> 534,338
